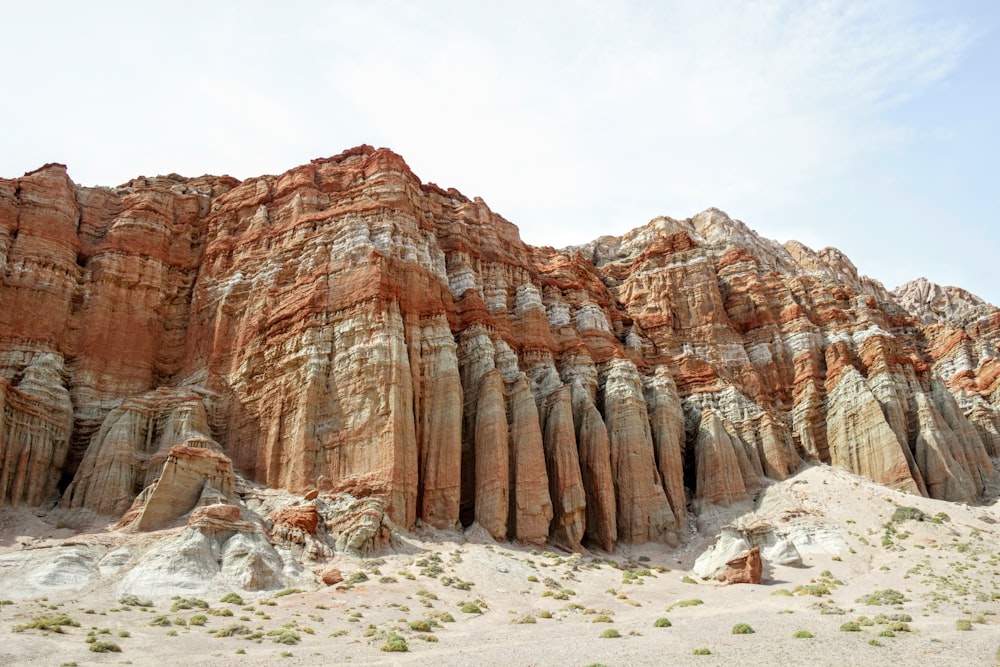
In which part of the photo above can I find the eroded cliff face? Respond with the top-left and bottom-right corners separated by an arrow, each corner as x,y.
1,147 -> 998,550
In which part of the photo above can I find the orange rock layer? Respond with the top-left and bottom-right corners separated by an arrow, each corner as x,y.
1,147 -> 998,550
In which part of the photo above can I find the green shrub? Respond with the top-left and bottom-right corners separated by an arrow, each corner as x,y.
460,603 -> 482,614
599,628 -> 621,638
408,620 -> 432,632
592,614 -> 614,623
88,641 -> 121,653
189,614 -> 208,626
856,589 -> 906,606
732,623 -> 755,635
346,572 -> 369,585
792,629 -> 814,638
956,618 -> 973,631
118,595 -> 153,608
877,629 -> 895,637
273,588 -> 302,598
653,617 -> 672,628
267,629 -> 301,645
693,648 -> 711,655
891,506 -> 925,523
170,598 -> 208,612
840,621 -> 862,632
381,632 -> 408,652
219,593 -> 244,605
668,599 -> 704,610
213,624 -> 251,638
14,615 -> 80,632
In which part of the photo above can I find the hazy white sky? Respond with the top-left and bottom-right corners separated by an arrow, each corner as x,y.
2,1 -> 998,305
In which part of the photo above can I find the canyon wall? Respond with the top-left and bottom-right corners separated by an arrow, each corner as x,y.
1,146 -> 998,550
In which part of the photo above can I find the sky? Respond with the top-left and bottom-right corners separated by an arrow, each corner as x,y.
2,0 -> 998,305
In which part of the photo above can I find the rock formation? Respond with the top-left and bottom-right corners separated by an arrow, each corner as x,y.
716,546 -> 762,585
1,146 -> 999,554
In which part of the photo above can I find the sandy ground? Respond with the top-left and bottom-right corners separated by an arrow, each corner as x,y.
1,464 -> 999,667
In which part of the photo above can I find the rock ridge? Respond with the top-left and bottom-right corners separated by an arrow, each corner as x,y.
1,146 -> 998,553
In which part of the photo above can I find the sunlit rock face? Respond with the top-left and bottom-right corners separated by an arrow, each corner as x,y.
1,147 -> 998,549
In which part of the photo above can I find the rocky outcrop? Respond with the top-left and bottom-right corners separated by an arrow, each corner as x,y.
119,509 -> 295,597
2,147 -> 999,554
717,546 -> 762,585
64,388 -> 220,517
0,353 -> 73,506
894,277 -> 987,325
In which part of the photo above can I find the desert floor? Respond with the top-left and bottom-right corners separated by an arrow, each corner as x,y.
1,464 -> 998,667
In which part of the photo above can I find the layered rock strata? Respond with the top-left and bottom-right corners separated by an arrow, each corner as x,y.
1,147 -> 998,552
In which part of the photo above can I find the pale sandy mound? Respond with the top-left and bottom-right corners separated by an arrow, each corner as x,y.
1,464 -> 998,666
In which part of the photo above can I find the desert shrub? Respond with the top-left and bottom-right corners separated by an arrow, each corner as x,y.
869,639 -> 883,647
511,614 -> 536,624
189,614 -> 208,626
14,615 -> 79,632
170,598 -> 208,612
219,593 -> 244,605
118,595 -> 153,608
891,506 -> 926,523
88,641 -> 121,653
149,616 -> 171,627
267,629 -> 301,645
840,621 -> 862,632
538,611 -> 553,619
732,623 -> 755,635
653,617 -> 672,628
273,588 -> 302,598
381,632 -> 408,652
213,624 -> 251,638
956,618 -> 973,631
693,648 -> 711,655
207,608 -> 233,617
408,620 -> 432,632
856,589 -> 906,606
793,629 -> 813,638
888,622 -> 910,632
592,614 -> 614,623
668,599 -> 704,610
460,603 -> 482,614
599,628 -> 621,638
877,629 -> 895,637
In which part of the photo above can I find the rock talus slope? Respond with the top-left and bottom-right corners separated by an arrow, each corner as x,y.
1,147 -> 998,551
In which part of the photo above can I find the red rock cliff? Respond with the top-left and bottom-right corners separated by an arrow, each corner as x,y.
1,147 -> 998,549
